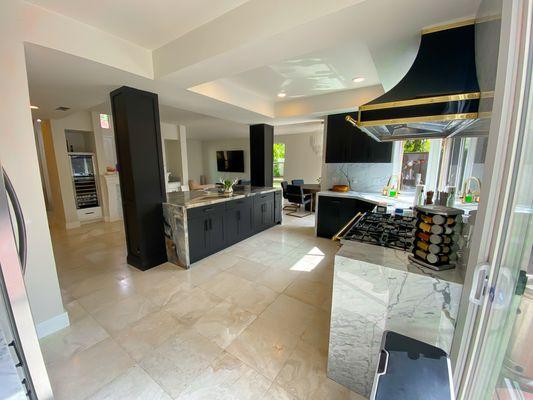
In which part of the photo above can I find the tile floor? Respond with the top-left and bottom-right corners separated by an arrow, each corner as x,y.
42,213 -> 364,400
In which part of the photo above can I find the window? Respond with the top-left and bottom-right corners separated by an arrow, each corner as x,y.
400,139 -> 431,191
273,143 -> 285,187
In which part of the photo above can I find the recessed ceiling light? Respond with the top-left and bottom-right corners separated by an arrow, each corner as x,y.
36,119 -> 42,123
277,92 -> 286,98
30,105 -> 39,109
352,77 -> 365,83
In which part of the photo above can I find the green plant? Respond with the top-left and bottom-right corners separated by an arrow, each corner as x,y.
403,139 -> 430,153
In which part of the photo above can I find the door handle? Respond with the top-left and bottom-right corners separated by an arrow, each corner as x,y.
469,262 -> 489,306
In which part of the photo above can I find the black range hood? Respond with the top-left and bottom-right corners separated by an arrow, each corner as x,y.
350,20 -> 491,142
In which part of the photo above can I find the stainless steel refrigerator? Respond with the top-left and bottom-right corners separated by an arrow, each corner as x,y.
0,162 -> 53,399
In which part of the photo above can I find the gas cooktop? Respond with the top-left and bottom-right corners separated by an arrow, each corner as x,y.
343,212 -> 416,251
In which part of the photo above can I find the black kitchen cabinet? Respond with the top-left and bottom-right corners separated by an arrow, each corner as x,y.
316,196 -> 375,238
253,193 -> 274,232
188,204 -> 226,263
325,112 -> 393,163
225,198 -> 253,245
274,191 -> 282,224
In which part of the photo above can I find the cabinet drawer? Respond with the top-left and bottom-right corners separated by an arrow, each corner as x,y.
253,192 -> 274,204
187,202 -> 226,219
225,197 -> 252,210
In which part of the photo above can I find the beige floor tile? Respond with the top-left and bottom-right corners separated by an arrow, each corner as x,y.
230,281 -> 278,314
284,277 -> 331,308
260,294 -> 318,336
65,271 -> 126,299
114,309 -> 188,362
163,286 -> 222,325
194,301 -> 256,348
63,299 -> 88,323
92,294 -> 159,334
77,280 -> 137,314
140,329 -> 223,398
87,365 -> 171,400
226,315 -> 299,380
226,258 -> 270,281
47,337 -> 134,400
254,267 -> 301,293
176,351 -> 270,400
39,315 -> 109,365
200,271 -> 253,300
262,383 -> 299,400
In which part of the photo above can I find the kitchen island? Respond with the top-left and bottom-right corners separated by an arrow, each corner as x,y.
327,240 -> 463,398
163,186 -> 282,268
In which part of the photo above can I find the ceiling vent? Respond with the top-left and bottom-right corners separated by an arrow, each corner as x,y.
55,106 -> 70,111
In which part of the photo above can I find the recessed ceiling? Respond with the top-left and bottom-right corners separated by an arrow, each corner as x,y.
224,41 -> 381,101
26,0 -> 250,49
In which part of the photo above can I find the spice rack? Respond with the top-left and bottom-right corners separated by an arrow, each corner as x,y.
408,205 -> 464,271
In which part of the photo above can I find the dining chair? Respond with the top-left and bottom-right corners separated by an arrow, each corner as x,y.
285,184 -> 312,217
291,179 -> 304,186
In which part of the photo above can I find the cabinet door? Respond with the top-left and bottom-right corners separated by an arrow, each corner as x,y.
208,212 -> 225,254
325,119 -> 347,163
274,191 -> 282,224
188,217 -> 209,263
253,199 -> 265,232
225,209 -> 240,246
238,201 -> 254,239
262,200 -> 274,226
317,197 -> 342,238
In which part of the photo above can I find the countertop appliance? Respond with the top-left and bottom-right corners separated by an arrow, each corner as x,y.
342,212 -> 416,251
347,19 -> 498,142
370,331 -> 454,400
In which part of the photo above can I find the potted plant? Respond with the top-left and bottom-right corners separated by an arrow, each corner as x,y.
219,177 -> 238,194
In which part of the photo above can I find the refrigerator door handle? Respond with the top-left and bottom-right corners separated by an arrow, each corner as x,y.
2,168 -> 27,274
469,262 -> 489,306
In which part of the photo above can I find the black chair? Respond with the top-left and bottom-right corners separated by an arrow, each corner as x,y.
285,184 -> 312,217
280,181 -> 297,211
291,179 -> 304,186
238,179 -> 251,185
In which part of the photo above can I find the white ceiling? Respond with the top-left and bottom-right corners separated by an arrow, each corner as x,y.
224,41 -> 381,101
23,0 -> 482,140
26,0 -> 250,49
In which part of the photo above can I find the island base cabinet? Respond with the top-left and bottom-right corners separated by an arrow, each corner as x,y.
253,193 -> 274,232
186,193 -> 279,264
317,196 -> 375,238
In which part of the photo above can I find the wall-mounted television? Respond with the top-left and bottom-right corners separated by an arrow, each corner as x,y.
216,150 -> 244,172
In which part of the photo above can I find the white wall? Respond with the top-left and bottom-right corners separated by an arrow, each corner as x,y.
50,111 -> 94,228
0,0 -> 65,333
202,138 -> 250,183
187,139 -> 204,183
275,132 -> 323,184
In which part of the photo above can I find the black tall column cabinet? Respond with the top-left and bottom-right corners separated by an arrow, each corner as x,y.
110,86 -> 167,270
250,124 -> 274,187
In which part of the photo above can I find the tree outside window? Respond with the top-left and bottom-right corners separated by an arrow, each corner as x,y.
401,139 -> 430,191
273,143 -> 285,186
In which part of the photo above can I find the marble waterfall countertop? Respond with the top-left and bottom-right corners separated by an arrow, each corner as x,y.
165,186 -> 280,209
327,241 -> 464,398
317,190 -> 478,214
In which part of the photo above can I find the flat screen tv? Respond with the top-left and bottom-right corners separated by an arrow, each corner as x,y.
216,150 -> 244,172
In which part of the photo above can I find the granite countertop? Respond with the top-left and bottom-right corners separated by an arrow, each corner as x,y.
337,240 -> 464,285
318,190 -> 478,214
165,186 -> 280,209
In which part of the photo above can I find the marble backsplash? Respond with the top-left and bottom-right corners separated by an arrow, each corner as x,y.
322,163 -> 393,192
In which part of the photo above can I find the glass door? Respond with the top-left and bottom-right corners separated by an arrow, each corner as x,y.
460,0 -> 533,397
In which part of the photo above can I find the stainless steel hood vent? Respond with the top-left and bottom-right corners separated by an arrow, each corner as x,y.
351,20 -> 491,142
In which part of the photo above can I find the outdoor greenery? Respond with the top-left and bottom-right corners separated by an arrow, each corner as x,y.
403,139 -> 430,153
273,143 -> 285,177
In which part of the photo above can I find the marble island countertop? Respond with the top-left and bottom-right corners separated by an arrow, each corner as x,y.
337,240 -> 464,285
318,190 -> 478,214
328,240 -> 464,397
165,186 -> 280,209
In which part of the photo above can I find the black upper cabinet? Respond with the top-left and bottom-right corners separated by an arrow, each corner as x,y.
325,112 -> 393,163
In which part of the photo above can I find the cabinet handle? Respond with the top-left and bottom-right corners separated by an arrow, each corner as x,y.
204,220 -> 208,231
209,218 -> 212,230
237,210 -> 241,221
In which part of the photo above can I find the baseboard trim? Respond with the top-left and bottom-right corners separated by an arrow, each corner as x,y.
65,221 -> 81,230
36,311 -> 70,339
